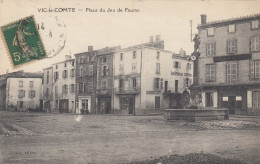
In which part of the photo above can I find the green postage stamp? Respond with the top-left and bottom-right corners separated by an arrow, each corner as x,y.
1,16 -> 46,68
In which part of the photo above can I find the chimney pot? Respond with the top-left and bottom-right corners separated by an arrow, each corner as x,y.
155,35 -> 161,42
201,14 -> 207,25
88,46 -> 94,52
149,36 -> 154,43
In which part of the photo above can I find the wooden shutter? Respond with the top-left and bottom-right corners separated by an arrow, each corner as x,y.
213,42 -> 216,55
234,39 -> 237,53
250,61 -> 255,79
206,65 -> 210,81
255,61 -> 260,78
161,78 -> 163,89
153,78 -> 157,90
227,63 -> 231,83
179,62 -> 181,69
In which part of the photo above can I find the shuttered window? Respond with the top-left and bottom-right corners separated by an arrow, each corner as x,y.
252,91 -> 260,107
206,64 -> 216,82
206,42 -> 216,56
227,39 -> 237,54
227,63 -> 238,83
251,36 -> 260,52
250,60 -> 260,79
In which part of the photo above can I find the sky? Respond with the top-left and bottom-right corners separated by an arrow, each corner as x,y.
0,0 -> 260,75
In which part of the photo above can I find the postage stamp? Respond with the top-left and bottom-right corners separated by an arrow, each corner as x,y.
0,16 -> 46,68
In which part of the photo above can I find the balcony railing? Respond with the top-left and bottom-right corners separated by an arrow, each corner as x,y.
96,89 -> 111,95
114,86 -> 140,95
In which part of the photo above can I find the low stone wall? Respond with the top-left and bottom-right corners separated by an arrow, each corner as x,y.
164,108 -> 229,121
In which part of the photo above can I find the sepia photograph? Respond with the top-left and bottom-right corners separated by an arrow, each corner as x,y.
0,0 -> 260,163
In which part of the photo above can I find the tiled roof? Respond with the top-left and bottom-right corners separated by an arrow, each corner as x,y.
198,13 -> 260,29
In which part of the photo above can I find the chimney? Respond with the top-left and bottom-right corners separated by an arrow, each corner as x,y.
65,55 -> 71,61
201,14 -> 207,25
149,36 -> 154,43
179,48 -> 186,57
88,46 -> 93,52
155,35 -> 161,42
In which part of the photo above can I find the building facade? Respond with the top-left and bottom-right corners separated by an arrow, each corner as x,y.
113,46 -> 193,115
42,67 -> 53,112
96,47 -> 120,114
52,56 -> 76,113
192,14 -> 260,115
3,72 -> 42,111
75,46 -> 97,114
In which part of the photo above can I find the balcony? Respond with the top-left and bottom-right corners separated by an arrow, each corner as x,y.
114,86 -> 140,95
96,89 -> 111,95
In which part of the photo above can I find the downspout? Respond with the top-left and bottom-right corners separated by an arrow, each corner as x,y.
139,48 -> 143,115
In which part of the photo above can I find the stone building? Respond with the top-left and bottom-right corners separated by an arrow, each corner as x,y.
42,67 -> 53,112
0,71 -> 42,111
113,42 -> 193,114
96,46 -> 120,114
191,14 -> 260,115
52,55 -> 76,113
74,46 -> 97,114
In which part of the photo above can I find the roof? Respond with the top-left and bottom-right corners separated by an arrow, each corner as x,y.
198,13 -> 260,29
52,59 -> 74,65
43,66 -> 53,70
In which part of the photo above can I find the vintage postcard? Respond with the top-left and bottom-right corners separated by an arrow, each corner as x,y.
0,0 -> 260,164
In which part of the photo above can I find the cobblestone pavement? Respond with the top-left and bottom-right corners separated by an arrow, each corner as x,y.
0,111 -> 260,164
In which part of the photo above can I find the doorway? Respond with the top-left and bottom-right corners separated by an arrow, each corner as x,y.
155,96 -> 160,108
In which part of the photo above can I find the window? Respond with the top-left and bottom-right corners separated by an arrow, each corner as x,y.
120,53 -> 123,61
70,69 -> 75,77
18,90 -> 25,98
206,64 -> 216,82
70,84 -> 75,93
79,83 -> 83,93
54,72 -> 59,81
132,78 -> 136,89
207,28 -> 214,36
175,80 -> 178,92
206,42 -> 216,56
63,70 -> 68,78
89,56 -> 94,62
133,51 -> 136,59
250,60 -> 260,79
79,66 -> 83,77
119,64 -> 124,74
19,81 -> 23,87
56,65 -> 58,69
153,78 -> 163,90
103,57 -> 106,63
251,36 -> 260,52
71,61 -> 74,66
46,88 -> 49,98
227,39 -> 237,54
101,80 -> 107,90
64,62 -> 67,67
174,61 -> 181,69
156,63 -> 160,74
89,65 -> 93,76
186,63 -> 191,72
46,71 -> 49,84
119,79 -> 124,89
102,65 -> 108,76
29,90 -> 35,98
80,57 -> 84,64
206,92 -> 213,107
228,24 -> 236,33
62,85 -> 68,94
156,52 -> 160,59
252,20 -> 259,30
88,82 -> 93,92
184,78 -> 190,87
132,63 -> 137,73
55,86 -> 58,98
29,81 -> 33,88
253,91 -> 260,107
227,63 -> 238,83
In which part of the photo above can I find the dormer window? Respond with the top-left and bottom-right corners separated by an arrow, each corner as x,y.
252,20 -> 259,30
207,28 -> 214,36
228,24 -> 236,33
